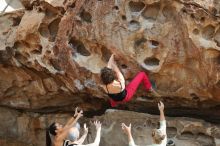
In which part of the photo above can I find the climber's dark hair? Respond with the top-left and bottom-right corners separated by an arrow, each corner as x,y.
100,67 -> 116,85
46,122 -> 57,146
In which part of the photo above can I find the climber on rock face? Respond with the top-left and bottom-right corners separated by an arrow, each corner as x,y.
46,107 -> 102,146
100,54 -> 160,107
122,101 -> 167,146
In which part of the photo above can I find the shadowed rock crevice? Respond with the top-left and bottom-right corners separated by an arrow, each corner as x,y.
69,38 -> 91,56
135,38 -> 147,47
196,133 -> 215,145
80,9 -> 92,23
101,46 -> 112,62
143,57 -> 160,69
49,58 -> 62,71
113,5 -> 119,11
45,8 -> 57,18
149,40 -> 159,49
162,5 -> 176,20
14,52 -> 28,64
216,80 -> 220,87
179,131 -> 195,139
12,16 -> 22,26
202,24 -> 215,40
48,18 -> 61,41
121,15 -> 126,20
38,23 -> 50,38
214,28 -> 220,47
167,127 -> 177,138
204,49 -> 220,66
31,45 -> 42,55
142,3 -> 160,21
193,28 -> 199,35
129,1 -> 145,12
190,93 -> 200,101
128,20 -> 141,31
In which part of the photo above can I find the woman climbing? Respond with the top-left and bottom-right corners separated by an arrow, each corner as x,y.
100,54 -> 160,107
46,107 -> 102,146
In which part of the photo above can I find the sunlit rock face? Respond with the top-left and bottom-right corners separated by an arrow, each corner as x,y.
0,0 -> 220,113
0,0 -> 220,145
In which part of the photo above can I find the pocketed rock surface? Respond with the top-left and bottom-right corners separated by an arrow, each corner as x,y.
0,0 -> 220,145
